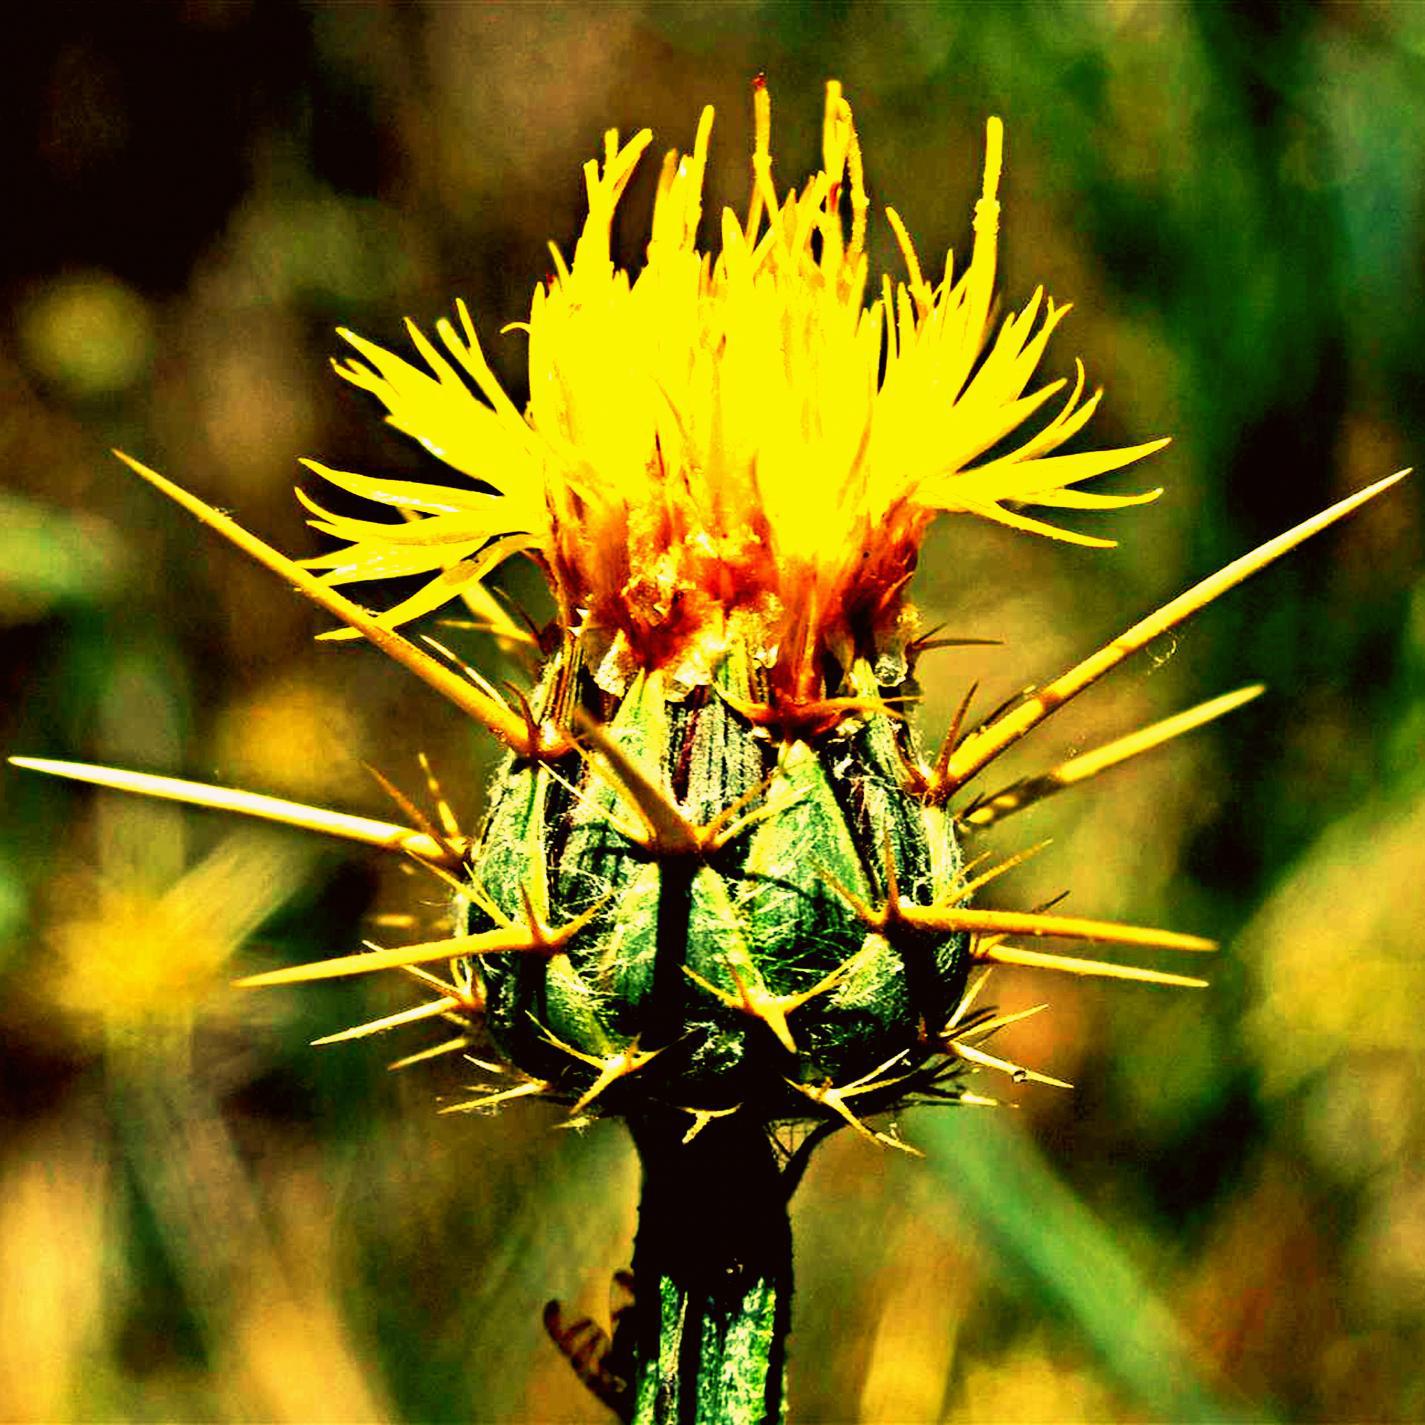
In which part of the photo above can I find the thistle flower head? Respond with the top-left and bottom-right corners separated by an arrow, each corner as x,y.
307,82 -> 1164,699
14,79 -> 1403,1153
235,83 -> 1207,1137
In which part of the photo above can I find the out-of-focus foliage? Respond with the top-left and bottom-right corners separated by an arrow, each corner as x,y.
1,3 -> 1421,1421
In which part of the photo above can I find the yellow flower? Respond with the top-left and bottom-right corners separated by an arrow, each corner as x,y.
44,831 -> 310,1059
301,83 -> 1164,698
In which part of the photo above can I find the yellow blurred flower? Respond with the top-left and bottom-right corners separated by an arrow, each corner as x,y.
46,831 -> 311,1055
213,673 -> 369,801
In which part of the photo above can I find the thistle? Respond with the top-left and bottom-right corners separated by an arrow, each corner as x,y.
13,81 -> 1406,1425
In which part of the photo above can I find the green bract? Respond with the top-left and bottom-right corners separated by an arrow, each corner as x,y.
466,651 -> 970,1131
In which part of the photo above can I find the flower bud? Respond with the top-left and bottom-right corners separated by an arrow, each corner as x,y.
465,649 -> 970,1130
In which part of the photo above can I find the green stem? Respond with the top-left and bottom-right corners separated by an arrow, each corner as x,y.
623,1114 -> 793,1425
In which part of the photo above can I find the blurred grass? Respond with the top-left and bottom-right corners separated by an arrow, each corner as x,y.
2,2 -> 1423,1421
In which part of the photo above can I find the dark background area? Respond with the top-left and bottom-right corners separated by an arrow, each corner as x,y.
1,4 -> 1422,1421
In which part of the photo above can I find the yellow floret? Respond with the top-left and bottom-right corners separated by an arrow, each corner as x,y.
305,82 -> 1165,694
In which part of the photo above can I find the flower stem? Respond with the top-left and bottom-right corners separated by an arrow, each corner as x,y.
625,1114 -> 794,1425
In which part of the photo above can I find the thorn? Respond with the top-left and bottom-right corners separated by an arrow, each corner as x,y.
576,715 -> 792,860
541,757 -> 642,844
911,632 -> 1003,655
954,839 -> 1053,900
983,683 -> 1040,728
906,621 -> 1003,659
785,1077 -> 883,1145
400,846 -> 476,902
396,957 -> 484,1014
312,995 -> 464,1046
703,779 -> 810,851
438,615 -> 542,672
531,1020 -> 603,1069
388,1035 -> 471,1071
537,1025 -> 665,1116
938,469 -> 1410,794
871,1126 -> 925,1157
683,962 -> 795,1054
837,1049 -> 918,1098
235,907 -> 599,988
567,1050 -> 661,1116
398,960 -> 468,998
518,880 -> 545,937
8,756 -> 462,864
950,1037 -> 1072,1089
364,760 -> 467,870
521,884 -> 617,954
478,582 -> 546,651
973,890 -> 1071,959
111,451 -> 574,759
956,789 -> 991,826
959,849 -> 995,879
904,905 -> 1216,954
697,766 -> 784,850
419,633 -> 509,708
944,678 -> 981,756
907,681 -> 978,799
418,751 -> 463,840
975,942 -> 1209,988
956,1002 -> 1050,1041
684,948 -> 856,1055
678,1103 -> 742,1144
502,680 -> 545,753
817,864 -> 886,930
574,710 -> 701,857
785,1052 -> 921,1149
456,869 -> 514,933
960,684 -> 1267,828
439,1077 -> 553,1113
945,969 -> 995,1032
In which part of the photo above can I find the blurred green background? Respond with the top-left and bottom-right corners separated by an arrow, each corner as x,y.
2,3 -> 1422,1421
